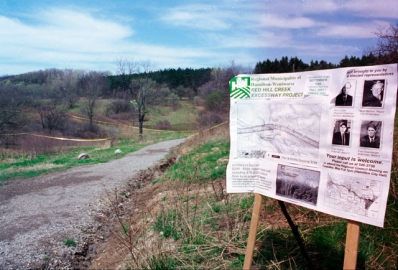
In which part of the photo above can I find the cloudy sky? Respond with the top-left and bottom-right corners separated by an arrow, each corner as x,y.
1,0 -> 397,75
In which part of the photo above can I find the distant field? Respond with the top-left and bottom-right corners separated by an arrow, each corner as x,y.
67,98 -> 202,131
0,99 -> 201,183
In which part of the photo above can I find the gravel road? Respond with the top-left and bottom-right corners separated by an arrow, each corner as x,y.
0,138 -> 185,269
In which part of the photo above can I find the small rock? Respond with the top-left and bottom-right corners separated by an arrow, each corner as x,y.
115,149 -> 122,154
78,153 -> 89,160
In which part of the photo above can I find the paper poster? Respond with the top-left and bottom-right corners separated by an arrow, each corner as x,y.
227,64 -> 397,227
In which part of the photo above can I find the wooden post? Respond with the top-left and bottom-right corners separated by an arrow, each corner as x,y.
243,193 -> 263,270
343,220 -> 361,270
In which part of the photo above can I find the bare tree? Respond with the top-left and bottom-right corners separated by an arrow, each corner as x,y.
36,102 -> 68,133
130,77 -> 160,140
115,59 -> 160,140
0,86 -> 26,133
371,23 -> 398,64
115,57 -> 138,96
50,69 -> 81,108
78,71 -> 109,129
61,69 -> 81,108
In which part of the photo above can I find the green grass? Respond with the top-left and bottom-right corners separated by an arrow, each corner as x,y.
122,225 -> 130,235
145,101 -> 201,127
239,195 -> 255,210
153,210 -> 182,240
67,98 -> 111,115
0,131 -> 187,183
163,139 -> 229,182
63,238 -> 77,247
69,99 -> 201,131
144,255 -> 179,270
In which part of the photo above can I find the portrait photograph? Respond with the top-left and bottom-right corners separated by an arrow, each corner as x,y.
332,119 -> 351,146
359,121 -> 382,149
362,80 -> 385,108
335,81 -> 355,107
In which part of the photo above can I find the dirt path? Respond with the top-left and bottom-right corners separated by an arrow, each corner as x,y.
0,139 -> 185,269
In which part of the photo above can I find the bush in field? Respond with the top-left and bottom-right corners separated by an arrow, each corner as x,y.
0,86 -> 29,134
62,120 -> 109,139
205,93 -> 222,112
155,120 -> 172,130
37,104 -> 69,133
167,93 -> 180,110
193,96 -> 205,106
106,99 -> 133,116
173,85 -> 186,99
196,113 -> 223,127
107,112 -> 132,121
75,123 -> 110,139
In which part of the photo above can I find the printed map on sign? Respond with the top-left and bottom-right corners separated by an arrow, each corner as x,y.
236,102 -> 322,158
324,173 -> 382,219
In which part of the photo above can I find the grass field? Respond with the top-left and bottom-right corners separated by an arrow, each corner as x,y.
0,100 -> 200,183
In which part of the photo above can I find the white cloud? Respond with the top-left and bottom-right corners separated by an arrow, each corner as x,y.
0,5 -> 233,75
255,14 -> 317,29
272,0 -> 339,15
41,8 -> 132,36
298,0 -> 340,14
159,4 -> 232,30
204,30 -> 293,49
317,20 -> 391,38
343,0 -> 398,18
0,7 -> 137,73
263,0 -> 397,18
0,8 -> 133,53
295,43 -> 362,60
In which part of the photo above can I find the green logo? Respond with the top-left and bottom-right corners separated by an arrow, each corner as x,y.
230,76 -> 250,99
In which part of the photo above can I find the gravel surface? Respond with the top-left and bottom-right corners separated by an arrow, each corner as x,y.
0,138 -> 185,269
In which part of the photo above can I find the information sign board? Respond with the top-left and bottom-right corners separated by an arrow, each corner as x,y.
227,64 -> 397,227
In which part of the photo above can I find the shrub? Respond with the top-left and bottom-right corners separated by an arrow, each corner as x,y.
193,96 -> 205,106
167,93 -> 180,110
205,93 -> 222,112
196,113 -> 223,127
71,123 -> 110,139
155,120 -> 172,130
105,99 -> 133,116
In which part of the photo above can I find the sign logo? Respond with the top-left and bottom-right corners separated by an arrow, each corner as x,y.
230,76 -> 250,99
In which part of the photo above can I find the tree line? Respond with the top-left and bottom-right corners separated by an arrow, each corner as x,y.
1,23 -> 397,140
252,53 -> 380,74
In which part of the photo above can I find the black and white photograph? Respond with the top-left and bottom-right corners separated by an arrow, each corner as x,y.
335,82 -> 354,106
360,121 -> 382,149
362,80 -> 385,107
276,164 -> 320,206
332,119 -> 351,146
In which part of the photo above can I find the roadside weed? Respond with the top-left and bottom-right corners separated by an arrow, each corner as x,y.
63,238 -> 77,247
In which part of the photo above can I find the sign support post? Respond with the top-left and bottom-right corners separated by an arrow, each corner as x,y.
343,220 -> 361,270
243,198 -> 362,270
243,193 -> 262,270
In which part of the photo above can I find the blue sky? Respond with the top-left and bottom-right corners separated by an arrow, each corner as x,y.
1,0 -> 397,75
